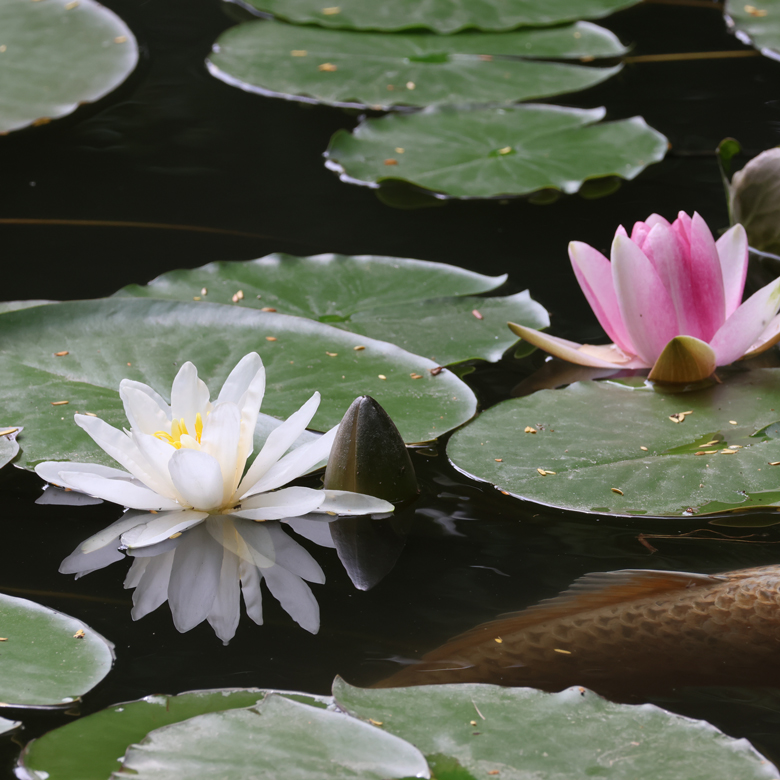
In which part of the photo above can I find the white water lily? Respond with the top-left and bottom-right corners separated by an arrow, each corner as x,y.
36,352 -> 393,549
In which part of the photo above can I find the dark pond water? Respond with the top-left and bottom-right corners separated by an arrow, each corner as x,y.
3,0 -> 780,774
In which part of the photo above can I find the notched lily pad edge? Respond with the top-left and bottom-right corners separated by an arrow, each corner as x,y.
723,12 -> 780,63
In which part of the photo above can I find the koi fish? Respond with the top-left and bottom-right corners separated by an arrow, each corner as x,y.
377,566 -> 780,701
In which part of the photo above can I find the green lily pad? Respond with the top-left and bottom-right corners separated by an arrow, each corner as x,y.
326,105 -> 668,198
725,1 -> 780,58
447,371 -> 780,517
0,593 -> 114,708
0,425 -> 21,469
208,20 -> 624,110
334,679 -> 779,779
0,298 -> 477,470
238,0 -> 642,33
0,0 -> 138,134
19,689 -> 329,780
114,254 -> 549,365
0,300 -> 54,315
117,694 -> 429,780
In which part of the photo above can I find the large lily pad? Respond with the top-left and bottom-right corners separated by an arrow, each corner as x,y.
0,298 -> 476,470
237,0 -> 642,33
326,105 -> 668,198
114,254 -> 549,365
725,1 -> 780,59
447,371 -> 780,518
0,0 -> 138,134
0,593 -> 114,708
19,689 -> 328,780
208,20 -> 624,110
334,679 -> 779,779
116,694 -> 430,780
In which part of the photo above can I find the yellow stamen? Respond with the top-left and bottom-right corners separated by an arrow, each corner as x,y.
195,412 -> 203,443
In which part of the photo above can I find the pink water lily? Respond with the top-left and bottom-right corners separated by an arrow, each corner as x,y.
509,212 -> 780,383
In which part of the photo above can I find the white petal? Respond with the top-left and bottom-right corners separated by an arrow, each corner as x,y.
263,523 -> 325,584
131,550 -> 175,621
199,402 -> 243,503
74,414 -> 175,497
236,393 -> 320,498
207,542 -> 241,645
35,460 -> 135,491
80,509 -> 154,553
233,518 -> 276,568
170,362 -> 211,434
284,517 -> 337,549
60,538 -> 125,577
168,449 -> 225,511
168,523 -> 224,633
60,471 -> 181,511
218,353 -> 264,404
239,561 -> 263,625
120,380 -> 171,434
240,424 -> 338,498
264,565 -> 320,634
317,490 -> 395,516
131,431 -> 182,501
120,509 -> 208,548
124,557 -> 149,589
233,486 -> 324,521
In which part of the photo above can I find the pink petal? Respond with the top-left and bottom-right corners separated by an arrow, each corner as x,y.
716,224 -> 749,318
610,234 -> 679,365
507,323 -> 648,368
630,213 -> 670,250
568,242 -> 634,354
683,212 -> 726,340
743,313 -> 780,357
708,276 -> 780,365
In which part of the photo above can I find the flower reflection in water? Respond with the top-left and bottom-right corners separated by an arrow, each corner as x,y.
61,513 -> 340,643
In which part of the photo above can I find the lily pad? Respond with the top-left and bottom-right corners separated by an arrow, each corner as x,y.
334,679 -> 779,780
0,298 -> 477,470
114,253 -> 549,365
0,425 -> 21,469
0,593 -> 114,708
447,371 -> 780,517
0,301 -> 54,315
236,0 -> 642,33
208,20 -> 624,110
725,1 -> 780,59
117,694 -> 430,780
19,688 -> 329,780
326,105 -> 668,198
0,0 -> 138,134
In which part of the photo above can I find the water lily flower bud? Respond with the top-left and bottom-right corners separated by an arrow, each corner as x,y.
508,211 -> 780,384
324,395 -> 418,503
730,147 -> 780,256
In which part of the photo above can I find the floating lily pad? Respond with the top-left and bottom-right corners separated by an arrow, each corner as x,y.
0,0 -> 138,134
725,1 -> 780,59
0,298 -> 477,470
0,301 -> 54,315
237,0 -> 642,33
0,425 -> 21,469
114,254 -> 549,365
208,20 -> 623,110
19,688 -> 328,780
326,105 -> 668,198
117,694 -> 429,780
447,371 -> 780,517
0,593 -> 114,708
334,679 -> 778,779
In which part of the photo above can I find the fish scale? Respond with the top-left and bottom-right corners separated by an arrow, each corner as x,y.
377,565 -> 780,700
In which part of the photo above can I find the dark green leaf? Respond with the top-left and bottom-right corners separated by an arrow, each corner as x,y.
0,0 -> 138,133
208,20 -> 624,109
447,370 -> 780,517
326,105 -> 668,198
725,1 -> 780,58
237,0 -> 642,33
